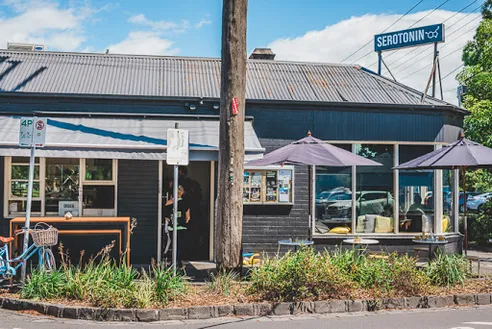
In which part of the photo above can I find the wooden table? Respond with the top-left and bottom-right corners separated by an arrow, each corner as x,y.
10,217 -> 131,267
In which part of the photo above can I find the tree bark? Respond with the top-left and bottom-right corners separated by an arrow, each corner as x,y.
217,0 -> 248,271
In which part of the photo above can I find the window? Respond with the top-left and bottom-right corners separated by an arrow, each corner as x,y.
398,145 -> 434,233
81,159 -> 117,216
45,158 -> 80,215
243,167 -> 293,204
355,144 -> 394,233
4,157 -> 117,218
315,166 -> 352,234
6,157 -> 42,217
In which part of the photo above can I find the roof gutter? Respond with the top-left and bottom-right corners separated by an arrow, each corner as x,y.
0,91 -> 467,115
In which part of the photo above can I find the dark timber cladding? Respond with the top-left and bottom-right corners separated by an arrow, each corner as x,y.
117,160 -> 158,265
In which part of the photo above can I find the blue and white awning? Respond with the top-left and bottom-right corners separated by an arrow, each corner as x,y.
0,116 -> 264,161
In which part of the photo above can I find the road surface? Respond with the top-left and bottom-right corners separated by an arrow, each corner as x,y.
1,306 -> 492,329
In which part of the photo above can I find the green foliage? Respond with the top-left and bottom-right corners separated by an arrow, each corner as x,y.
20,269 -> 66,300
206,269 -> 240,296
152,263 -> 187,304
21,255 -> 187,308
469,200 -> 492,246
248,248 -> 466,302
248,247 -> 351,302
426,253 -> 470,287
463,98 -> 492,148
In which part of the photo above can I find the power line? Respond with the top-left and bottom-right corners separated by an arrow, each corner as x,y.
399,44 -> 467,81
442,64 -> 464,80
352,0 -> 452,64
340,0 -> 424,63
391,14 -> 481,75
367,1 -> 481,68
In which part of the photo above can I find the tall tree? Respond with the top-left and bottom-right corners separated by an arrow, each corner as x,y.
458,1 -> 492,191
216,0 -> 248,271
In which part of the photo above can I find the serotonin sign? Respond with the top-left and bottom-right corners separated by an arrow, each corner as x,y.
374,24 -> 445,52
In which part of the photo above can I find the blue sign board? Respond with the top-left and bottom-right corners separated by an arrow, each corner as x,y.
374,24 -> 445,52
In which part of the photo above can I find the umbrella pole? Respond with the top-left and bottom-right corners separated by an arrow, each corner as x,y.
462,167 -> 468,255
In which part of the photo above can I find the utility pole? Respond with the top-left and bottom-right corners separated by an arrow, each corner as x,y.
217,0 -> 248,271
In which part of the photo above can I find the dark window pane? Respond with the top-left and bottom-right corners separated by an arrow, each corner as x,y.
11,165 -> 40,180
355,144 -> 394,233
83,185 -> 115,209
399,145 -> 435,233
85,159 -> 113,181
8,200 -> 41,214
11,181 -> 40,197
45,158 -> 80,214
12,157 -> 40,164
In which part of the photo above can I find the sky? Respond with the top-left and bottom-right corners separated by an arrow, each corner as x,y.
0,0 -> 484,104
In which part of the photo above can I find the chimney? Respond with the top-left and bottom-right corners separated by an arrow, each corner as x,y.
249,48 -> 276,60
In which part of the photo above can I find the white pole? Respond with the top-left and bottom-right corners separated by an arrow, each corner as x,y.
21,145 -> 36,282
157,160 -> 163,263
172,122 -> 179,275
172,164 -> 178,275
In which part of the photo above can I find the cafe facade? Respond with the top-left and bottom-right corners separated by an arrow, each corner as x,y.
0,48 -> 466,265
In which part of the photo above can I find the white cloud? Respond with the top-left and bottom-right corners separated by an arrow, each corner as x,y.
268,10 -> 482,105
106,31 -> 179,56
0,0 -> 101,51
194,18 -> 211,29
128,14 -> 189,33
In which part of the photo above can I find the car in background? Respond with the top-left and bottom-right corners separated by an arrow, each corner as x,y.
444,191 -> 482,212
322,190 -> 393,221
315,187 -> 351,219
466,192 -> 492,212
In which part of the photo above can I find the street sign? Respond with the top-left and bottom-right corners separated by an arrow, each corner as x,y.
166,128 -> 189,166
19,117 -> 46,147
374,24 -> 445,52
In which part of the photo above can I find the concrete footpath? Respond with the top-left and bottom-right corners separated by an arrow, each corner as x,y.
467,250 -> 492,276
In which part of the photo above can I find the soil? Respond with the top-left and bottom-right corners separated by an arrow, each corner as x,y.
2,279 -> 491,309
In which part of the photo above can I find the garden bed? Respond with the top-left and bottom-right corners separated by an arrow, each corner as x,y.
1,247 -> 491,321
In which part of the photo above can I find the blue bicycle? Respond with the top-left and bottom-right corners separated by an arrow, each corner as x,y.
0,223 -> 58,281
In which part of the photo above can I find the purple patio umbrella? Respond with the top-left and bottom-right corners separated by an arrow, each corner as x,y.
247,132 -> 382,236
394,135 -> 492,252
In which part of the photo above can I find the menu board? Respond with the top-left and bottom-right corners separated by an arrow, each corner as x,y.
266,171 -> 278,202
243,168 -> 293,204
278,170 -> 292,203
250,172 -> 262,202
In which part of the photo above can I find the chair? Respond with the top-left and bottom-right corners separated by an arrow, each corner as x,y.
466,256 -> 481,278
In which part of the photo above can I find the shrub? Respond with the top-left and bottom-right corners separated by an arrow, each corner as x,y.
206,269 -> 240,296
248,247 -> 351,302
469,200 -> 492,246
21,269 -> 66,300
426,253 -> 470,287
152,263 -> 187,304
388,254 -> 429,296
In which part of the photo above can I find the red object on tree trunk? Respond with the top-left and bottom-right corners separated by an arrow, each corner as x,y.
231,97 -> 239,115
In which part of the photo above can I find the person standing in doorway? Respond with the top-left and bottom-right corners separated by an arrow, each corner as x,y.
164,185 -> 190,270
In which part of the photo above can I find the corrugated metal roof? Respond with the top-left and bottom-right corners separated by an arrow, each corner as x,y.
0,50 -> 453,107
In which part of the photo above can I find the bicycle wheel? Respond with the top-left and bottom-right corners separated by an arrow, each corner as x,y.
38,247 -> 56,272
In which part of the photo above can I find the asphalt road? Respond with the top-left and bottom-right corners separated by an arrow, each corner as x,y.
1,306 -> 492,329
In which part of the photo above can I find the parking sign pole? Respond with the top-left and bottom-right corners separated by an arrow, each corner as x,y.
172,123 -> 179,275
20,144 -> 36,283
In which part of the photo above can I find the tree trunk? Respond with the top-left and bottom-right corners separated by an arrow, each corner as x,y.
216,0 -> 248,271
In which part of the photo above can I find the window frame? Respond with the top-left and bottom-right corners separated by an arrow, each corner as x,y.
243,165 -> 295,205
3,157 -> 118,218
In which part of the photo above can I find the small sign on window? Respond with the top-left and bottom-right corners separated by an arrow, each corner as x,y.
58,201 -> 80,217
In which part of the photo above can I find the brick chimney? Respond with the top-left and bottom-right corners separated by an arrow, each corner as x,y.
249,48 -> 276,60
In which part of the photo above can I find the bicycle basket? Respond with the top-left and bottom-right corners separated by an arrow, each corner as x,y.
30,223 -> 58,247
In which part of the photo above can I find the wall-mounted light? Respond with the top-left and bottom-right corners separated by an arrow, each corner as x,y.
213,104 -> 219,110
189,104 -> 197,111
199,98 -> 204,105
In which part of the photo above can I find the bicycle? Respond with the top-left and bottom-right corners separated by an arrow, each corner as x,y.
0,222 -> 58,281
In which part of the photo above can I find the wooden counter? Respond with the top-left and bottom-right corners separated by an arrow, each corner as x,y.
10,217 -> 131,267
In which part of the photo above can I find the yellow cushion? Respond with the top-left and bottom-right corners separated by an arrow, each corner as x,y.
329,226 -> 350,234
374,216 -> 393,233
442,215 -> 450,233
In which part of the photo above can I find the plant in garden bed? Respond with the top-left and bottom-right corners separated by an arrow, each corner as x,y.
248,247 -> 352,302
206,269 -> 240,296
426,253 -> 470,287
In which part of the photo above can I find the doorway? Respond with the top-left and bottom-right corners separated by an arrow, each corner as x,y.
162,161 -> 211,261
